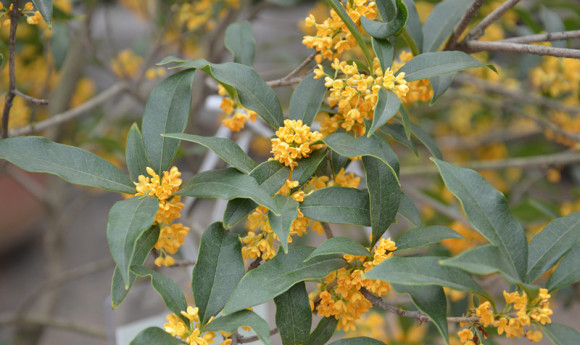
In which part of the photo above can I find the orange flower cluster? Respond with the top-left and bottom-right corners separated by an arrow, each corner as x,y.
218,85 -> 258,132
270,119 -> 324,168
164,306 -> 232,345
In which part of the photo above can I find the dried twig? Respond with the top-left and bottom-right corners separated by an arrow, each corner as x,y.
14,89 -> 49,105
502,30 -> 580,44
463,40 -> 580,59
464,0 -> 521,42
445,0 -> 486,50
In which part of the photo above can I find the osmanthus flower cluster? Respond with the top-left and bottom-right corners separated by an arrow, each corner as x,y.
164,306 -> 231,345
457,289 -> 553,344
134,166 -> 190,266
0,2 -> 43,27
176,0 -> 239,33
218,85 -> 258,132
270,119 -> 324,168
309,237 -> 397,331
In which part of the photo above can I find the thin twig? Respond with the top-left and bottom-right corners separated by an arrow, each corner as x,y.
237,328 -> 279,343
464,0 -> 521,42
502,30 -> 580,44
444,0 -> 486,50
8,82 -> 128,137
321,222 -> 334,239
248,257 -> 262,271
403,187 -> 469,226
266,76 -> 304,88
0,314 -> 107,339
14,89 -> 49,105
463,40 -> 580,59
170,260 -> 197,267
281,52 -> 317,81
2,0 -> 20,138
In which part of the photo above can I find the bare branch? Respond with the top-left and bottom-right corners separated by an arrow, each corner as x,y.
2,0 -> 20,138
463,40 -> 580,59
14,89 -> 49,105
321,222 -> 334,239
237,328 -> 279,343
266,76 -> 304,88
464,0 -> 521,42
444,0 -> 486,50
282,52 -> 317,81
502,30 -> 580,44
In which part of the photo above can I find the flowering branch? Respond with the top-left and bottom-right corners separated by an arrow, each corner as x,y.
463,0 -> 521,42
444,0 -> 486,50
463,40 -> 580,59
2,0 -> 20,138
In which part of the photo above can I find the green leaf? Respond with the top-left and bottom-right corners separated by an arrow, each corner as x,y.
392,284 -> 449,344
401,0 -> 423,53
106,197 -> 159,288
192,222 -> 244,325
132,266 -> 188,322
178,168 -> 279,215
398,51 -> 489,82
163,133 -> 257,174
223,246 -> 344,314
544,323 -> 580,345
204,310 -> 274,345
363,156 -> 401,244
376,0 -> 396,21
410,123 -> 442,159
372,38 -> 394,72
289,73 -> 327,126
225,21 -> 255,66
367,89 -> 401,137
379,124 -> 417,156
328,337 -> 387,345
360,0 -> 408,39
323,133 -> 399,183
125,123 -> 152,182
0,136 -> 134,193
433,158 -> 528,281
268,195 -> 300,253
398,192 -> 422,227
223,199 -> 257,228
32,0 -> 52,26
330,149 -> 349,176
274,282 -> 312,345
292,148 -> 328,185
422,0 -> 471,52
301,187 -> 370,226
142,69 -> 195,174
365,256 -> 490,299
547,241 -> 580,291
398,105 -> 412,140
527,212 -> 580,283
307,317 -> 338,345
111,226 -> 159,308
159,58 -> 284,129
305,237 -> 371,261
440,244 -> 521,284
130,327 -> 186,345
429,74 -> 456,104
396,225 -> 463,250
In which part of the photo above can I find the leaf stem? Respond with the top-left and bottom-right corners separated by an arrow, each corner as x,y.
401,27 -> 419,56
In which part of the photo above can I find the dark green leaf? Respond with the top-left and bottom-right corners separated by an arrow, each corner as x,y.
163,133 -> 257,174
376,0 -> 396,21
223,246 -> 344,314
527,212 -> 580,283
361,0 -> 408,39
372,38 -> 394,72
130,327 -> 186,345
289,73 -> 327,126
330,149 -> 349,176
305,237 -> 371,261
0,136 -> 134,193
392,284 -> 448,344
433,159 -> 528,281
306,317 -> 338,345
429,74 -> 456,104
178,168 -> 279,214
328,337 -> 387,345
380,124 -> 418,155
32,0 -> 52,26
398,105 -> 412,140
398,51 -> 489,82
132,265 -> 188,322
225,21 -> 255,66
368,89 -> 401,136
125,123 -> 152,182
111,226 -> 159,308
397,193 -> 422,227
301,187 -> 370,226
363,156 -> 401,244
401,0 -> 423,52
204,310 -> 274,345
544,323 -> 580,345
107,197 -> 159,288
223,199 -> 257,228
422,0 -> 471,52
275,282 -> 312,345
410,123 -> 442,159
292,148 -> 328,185
547,241 -> 580,291
192,222 -> 244,325
142,69 -> 195,174
396,225 -> 462,250
269,195 -> 300,253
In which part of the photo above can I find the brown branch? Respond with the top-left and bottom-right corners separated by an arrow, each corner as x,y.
464,0 -> 521,42
444,0 -> 486,50
248,257 -> 262,271
282,52 -> 317,81
14,89 -> 49,105
2,0 -> 20,138
463,40 -> 580,59
321,222 -> 334,239
170,260 -> 196,267
0,314 -> 106,339
237,328 -> 279,343
266,76 -> 304,88
502,30 -> 580,44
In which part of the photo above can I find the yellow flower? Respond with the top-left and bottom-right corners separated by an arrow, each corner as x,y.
457,328 -> 474,342
476,301 -> 494,326
164,306 -> 221,345
270,119 -> 324,168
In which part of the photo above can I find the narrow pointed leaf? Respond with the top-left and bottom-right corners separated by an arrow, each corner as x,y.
399,105 -> 412,140
544,323 -> 580,345
527,212 -> 580,283
301,187 -> 370,226
275,282 -> 312,345
268,195 -> 300,253
368,89 -> 401,136
289,73 -> 327,126
398,51 -> 490,82
329,337 -> 386,345
0,136 -> 134,193
204,310 -> 274,345
192,222 -> 244,325
401,0 -> 423,52
107,197 -> 159,288
429,74 -> 456,104
398,193 -> 422,227
330,149 -> 349,176
32,0 -> 52,26
305,237 -> 371,261
422,0 -> 471,52
433,158 -> 528,281
225,21 -> 255,66
178,168 -> 279,214
163,133 -> 257,174
363,156 -> 401,244
223,247 -> 344,314
361,0 -> 408,39
142,69 -> 195,174
372,38 -> 394,72
410,123 -> 442,159
292,148 -> 328,185
125,123 -> 152,182
396,225 -> 462,250
547,241 -> 580,291
130,327 -> 186,345
307,317 -> 338,345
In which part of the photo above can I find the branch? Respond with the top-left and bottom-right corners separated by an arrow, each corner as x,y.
2,0 -> 20,138
14,89 -> 49,105
170,260 -> 196,267
502,30 -> 580,44
463,40 -> 580,59
464,0 -> 521,42
281,52 -> 317,81
0,314 -> 106,339
321,222 -> 334,239
361,288 -> 481,323
444,0 -> 486,50
266,76 -> 304,88
237,328 -> 279,343
8,82 -> 128,137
